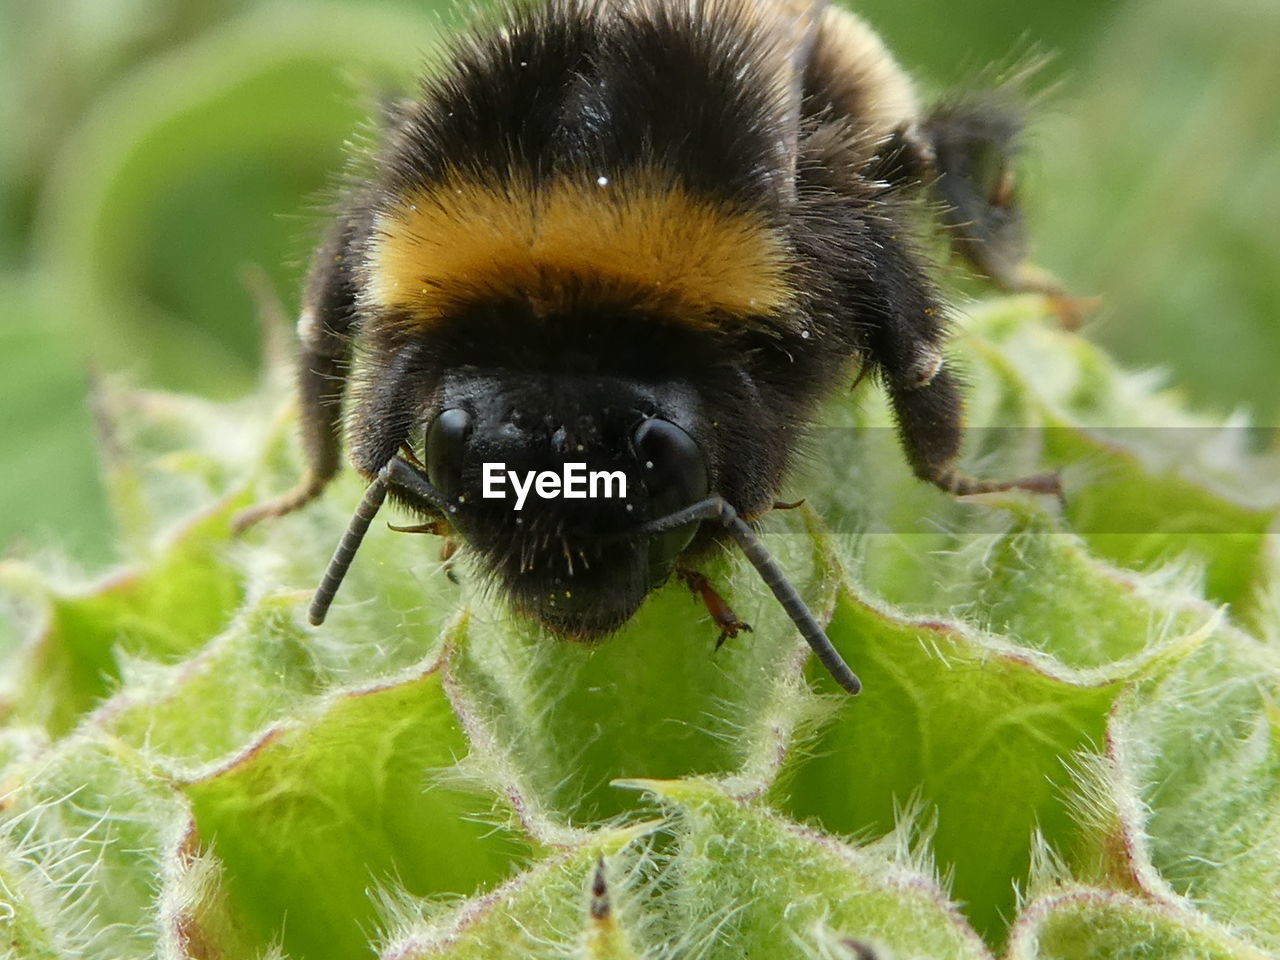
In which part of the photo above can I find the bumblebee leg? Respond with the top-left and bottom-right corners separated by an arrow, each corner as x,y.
988,262 -> 1101,332
440,537 -> 461,584
387,519 -> 451,535
385,517 -> 461,581
919,95 -> 1097,330
231,328 -> 346,533
848,216 -> 1061,501
638,497 -> 860,694
888,363 -> 1061,499
677,568 -> 753,649
233,216 -> 362,534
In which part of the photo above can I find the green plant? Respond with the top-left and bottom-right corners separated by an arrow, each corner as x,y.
2,298 -> 1277,958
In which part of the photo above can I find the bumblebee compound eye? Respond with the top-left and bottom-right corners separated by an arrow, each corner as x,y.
425,408 -> 472,500
633,418 -> 710,571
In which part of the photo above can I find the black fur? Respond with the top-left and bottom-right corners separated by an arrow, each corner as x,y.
925,91 -> 1030,281
383,0 -> 791,203
243,0 -> 1056,636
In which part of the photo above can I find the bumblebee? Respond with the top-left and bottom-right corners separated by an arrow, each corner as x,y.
235,0 -> 1070,695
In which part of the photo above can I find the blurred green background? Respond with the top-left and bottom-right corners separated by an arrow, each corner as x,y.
1,0 -> 1277,565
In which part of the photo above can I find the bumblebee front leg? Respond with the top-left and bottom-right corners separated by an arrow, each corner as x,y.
886,363 -> 1060,498
386,517 -> 461,583
233,216 -> 362,534
858,224 -> 1060,500
231,319 -> 347,533
677,568 -> 752,649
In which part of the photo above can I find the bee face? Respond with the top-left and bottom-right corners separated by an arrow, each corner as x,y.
418,371 -> 711,636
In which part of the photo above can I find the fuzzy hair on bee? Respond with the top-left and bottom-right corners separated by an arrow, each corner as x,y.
234,0 -> 1072,696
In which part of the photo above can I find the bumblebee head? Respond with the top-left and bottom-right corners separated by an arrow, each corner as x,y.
419,369 -> 712,636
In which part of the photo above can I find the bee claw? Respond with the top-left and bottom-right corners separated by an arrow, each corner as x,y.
679,569 -> 751,649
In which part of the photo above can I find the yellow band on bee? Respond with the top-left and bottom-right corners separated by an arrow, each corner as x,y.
364,169 -> 793,327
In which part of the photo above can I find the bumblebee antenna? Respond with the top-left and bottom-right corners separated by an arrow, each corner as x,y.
639,498 -> 861,695
308,475 -> 389,625
309,455 -> 452,626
